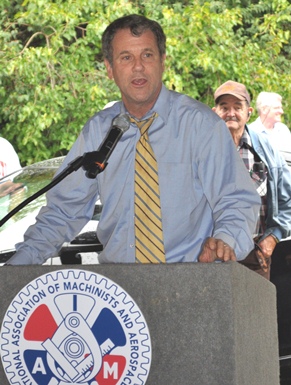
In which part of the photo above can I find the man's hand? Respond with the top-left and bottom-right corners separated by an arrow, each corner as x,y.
198,237 -> 236,263
257,235 -> 277,259
252,234 -> 277,274
0,181 -> 24,198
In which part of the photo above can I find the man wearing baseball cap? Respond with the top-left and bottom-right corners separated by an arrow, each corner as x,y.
213,80 -> 291,279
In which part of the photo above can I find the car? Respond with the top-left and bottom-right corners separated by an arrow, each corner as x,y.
0,157 -> 103,266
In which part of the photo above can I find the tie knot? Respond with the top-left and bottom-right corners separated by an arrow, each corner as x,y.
130,112 -> 158,135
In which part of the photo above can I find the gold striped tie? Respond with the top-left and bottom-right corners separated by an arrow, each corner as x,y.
131,112 -> 166,263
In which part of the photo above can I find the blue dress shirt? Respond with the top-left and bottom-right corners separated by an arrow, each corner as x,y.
11,85 -> 260,264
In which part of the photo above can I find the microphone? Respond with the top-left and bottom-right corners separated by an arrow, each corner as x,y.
83,113 -> 130,178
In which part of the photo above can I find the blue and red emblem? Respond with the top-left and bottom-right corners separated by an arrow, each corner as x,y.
1,269 -> 151,385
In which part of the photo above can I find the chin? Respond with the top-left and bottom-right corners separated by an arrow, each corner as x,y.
226,123 -> 239,131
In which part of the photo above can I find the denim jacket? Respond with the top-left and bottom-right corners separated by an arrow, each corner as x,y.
247,126 -> 291,241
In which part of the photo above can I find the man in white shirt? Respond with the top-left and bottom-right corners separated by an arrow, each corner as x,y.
249,92 -> 291,160
0,137 -> 21,179
0,137 -> 22,197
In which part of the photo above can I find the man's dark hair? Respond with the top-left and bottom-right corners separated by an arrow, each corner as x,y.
102,14 -> 166,65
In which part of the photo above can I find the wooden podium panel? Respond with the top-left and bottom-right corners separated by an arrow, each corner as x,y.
0,262 -> 279,385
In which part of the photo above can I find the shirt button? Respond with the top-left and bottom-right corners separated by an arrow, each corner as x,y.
130,244 -> 134,248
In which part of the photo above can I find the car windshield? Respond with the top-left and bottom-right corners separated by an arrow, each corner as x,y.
0,157 -> 103,265
0,158 -> 68,259
0,156 -> 102,260
0,157 -> 64,233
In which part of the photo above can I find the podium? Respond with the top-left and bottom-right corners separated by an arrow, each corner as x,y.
0,262 -> 279,385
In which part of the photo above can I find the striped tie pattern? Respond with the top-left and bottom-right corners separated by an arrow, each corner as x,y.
131,113 -> 166,263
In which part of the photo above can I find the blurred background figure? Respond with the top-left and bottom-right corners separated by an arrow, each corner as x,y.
249,92 -> 291,160
0,137 -> 21,179
0,137 -> 22,198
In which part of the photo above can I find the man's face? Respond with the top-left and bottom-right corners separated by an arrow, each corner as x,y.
262,100 -> 284,124
213,94 -> 252,134
104,28 -> 166,117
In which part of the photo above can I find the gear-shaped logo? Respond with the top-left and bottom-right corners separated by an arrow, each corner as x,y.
0,269 -> 151,385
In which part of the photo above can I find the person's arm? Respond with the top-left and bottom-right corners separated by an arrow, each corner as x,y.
0,181 -> 24,197
264,153 -> 291,242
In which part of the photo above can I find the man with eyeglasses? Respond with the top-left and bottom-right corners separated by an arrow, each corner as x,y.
213,80 -> 291,279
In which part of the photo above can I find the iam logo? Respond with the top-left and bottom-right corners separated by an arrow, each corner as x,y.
0,269 -> 151,385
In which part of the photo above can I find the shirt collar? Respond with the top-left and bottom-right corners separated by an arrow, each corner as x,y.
151,84 -> 171,125
120,83 -> 170,125
238,126 -> 252,149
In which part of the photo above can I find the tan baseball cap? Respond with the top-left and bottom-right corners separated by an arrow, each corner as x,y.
214,80 -> 251,105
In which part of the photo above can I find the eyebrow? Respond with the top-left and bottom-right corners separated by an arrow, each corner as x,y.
118,48 -> 155,56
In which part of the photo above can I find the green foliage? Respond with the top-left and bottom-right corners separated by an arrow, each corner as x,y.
160,1 -> 291,118
0,0 -> 291,165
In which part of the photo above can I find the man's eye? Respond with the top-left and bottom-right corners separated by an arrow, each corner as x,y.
121,55 -> 131,61
143,53 -> 154,61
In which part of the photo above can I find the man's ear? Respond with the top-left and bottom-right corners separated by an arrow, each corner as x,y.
247,107 -> 254,122
104,59 -> 113,80
212,106 -> 216,112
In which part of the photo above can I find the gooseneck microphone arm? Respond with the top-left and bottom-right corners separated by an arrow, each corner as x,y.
0,113 -> 131,228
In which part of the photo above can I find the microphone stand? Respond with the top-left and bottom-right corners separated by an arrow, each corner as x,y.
0,151 -> 107,228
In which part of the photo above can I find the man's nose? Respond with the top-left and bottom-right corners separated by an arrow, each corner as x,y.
226,108 -> 235,116
133,57 -> 145,71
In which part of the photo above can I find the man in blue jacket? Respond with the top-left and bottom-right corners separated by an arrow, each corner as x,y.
213,80 -> 291,279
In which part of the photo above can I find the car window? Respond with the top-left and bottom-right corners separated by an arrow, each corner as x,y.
0,157 -> 64,231
0,156 -> 103,264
